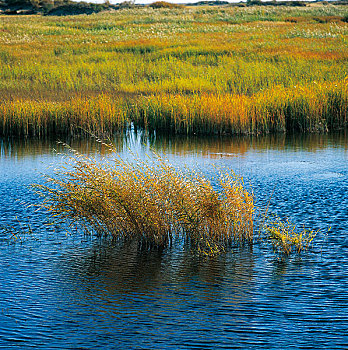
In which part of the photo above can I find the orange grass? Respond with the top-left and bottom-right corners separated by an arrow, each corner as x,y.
130,80 -> 347,134
0,94 -> 127,137
1,80 -> 346,136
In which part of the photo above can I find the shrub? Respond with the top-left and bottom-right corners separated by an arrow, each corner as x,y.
263,216 -> 319,256
149,1 -> 184,9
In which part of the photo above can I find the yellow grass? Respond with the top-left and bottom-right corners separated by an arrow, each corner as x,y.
31,142 -> 323,256
263,216 -> 319,256
33,146 -> 254,255
0,5 -> 347,135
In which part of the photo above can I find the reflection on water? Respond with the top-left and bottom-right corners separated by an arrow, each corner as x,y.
52,239 -> 259,348
0,134 -> 125,159
1,131 -> 347,159
0,131 -> 347,349
148,131 -> 348,158
61,239 -> 255,299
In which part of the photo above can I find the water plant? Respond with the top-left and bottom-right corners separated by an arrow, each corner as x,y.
263,215 -> 319,256
0,218 -> 37,244
32,141 -> 323,257
33,145 -> 254,255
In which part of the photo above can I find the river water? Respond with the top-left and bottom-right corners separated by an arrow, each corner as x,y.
0,132 -> 347,349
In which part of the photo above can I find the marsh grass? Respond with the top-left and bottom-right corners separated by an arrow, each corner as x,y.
263,215 -> 319,256
130,80 -> 347,134
0,6 -> 347,136
0,218 -> 38,244
0,94 -> 127,137
33,145 -> 254,255
31,142 -> 322,256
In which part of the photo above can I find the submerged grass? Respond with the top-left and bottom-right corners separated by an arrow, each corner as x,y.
0,5 -> 347,136
0,219 -> 38,244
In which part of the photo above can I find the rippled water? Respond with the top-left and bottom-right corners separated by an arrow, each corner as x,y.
0,132 -> 347,349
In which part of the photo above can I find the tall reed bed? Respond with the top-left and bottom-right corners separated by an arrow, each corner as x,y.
131,80 -> 347,134
0,82 -> 346,137
0,94 -> 127,136
34,147 -> 254,255
2,80 -> 346,136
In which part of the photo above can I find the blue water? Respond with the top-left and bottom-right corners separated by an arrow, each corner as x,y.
0,133 -> 347,349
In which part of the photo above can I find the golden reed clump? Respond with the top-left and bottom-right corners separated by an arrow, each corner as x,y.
31,143 -> 323,257
33,145 -> 254,255
263,216 -> 320,256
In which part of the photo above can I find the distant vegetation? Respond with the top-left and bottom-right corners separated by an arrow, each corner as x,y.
0,5 -> 347,136
149,1 -> 184,9
0,0 -> 114,15
1,0 -> 348,15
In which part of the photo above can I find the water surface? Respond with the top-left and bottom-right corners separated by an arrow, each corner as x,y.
0,132 -> 347,349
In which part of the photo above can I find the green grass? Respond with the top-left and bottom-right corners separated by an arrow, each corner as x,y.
0,5 -> 347,136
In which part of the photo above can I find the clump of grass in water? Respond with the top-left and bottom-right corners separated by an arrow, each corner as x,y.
33,144 -> 254,256
1,217 -> 38,244
263,216 -> 319,256
33,144 -> 322,257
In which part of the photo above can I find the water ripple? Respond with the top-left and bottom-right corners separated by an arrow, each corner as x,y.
0,134 -> 347,349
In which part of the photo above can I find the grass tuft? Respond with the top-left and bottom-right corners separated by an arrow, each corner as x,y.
32,142 -> 323,257
30,138 -> 331,257
263,216 -> 319,256
33,145 -> 254,255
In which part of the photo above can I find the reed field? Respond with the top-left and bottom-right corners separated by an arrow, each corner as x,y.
0,4 -> 347,136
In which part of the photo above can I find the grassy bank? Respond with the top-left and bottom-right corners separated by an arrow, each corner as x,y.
0,5 -> 347,135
